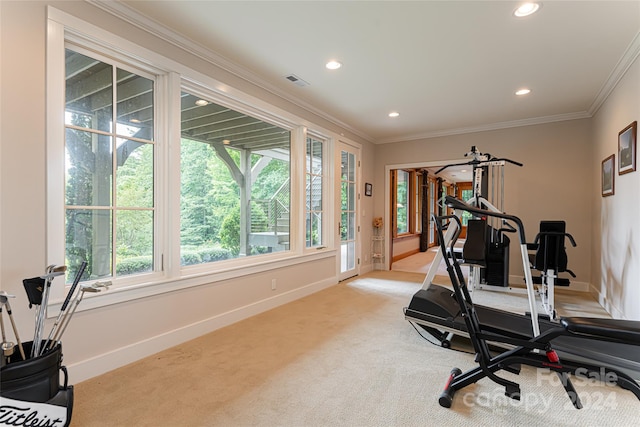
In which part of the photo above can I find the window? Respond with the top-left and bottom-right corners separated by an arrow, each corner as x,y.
49,12 -> 334,308
391,169 -> 417,237
306,135 -> 324,248
64,48 -> 155,282
396,170 -> 410,234
179,91 -> 291,265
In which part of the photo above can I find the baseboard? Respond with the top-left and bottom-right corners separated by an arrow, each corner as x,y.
392,248 -> 420,263
68,276 -> 338,383
590,284 -> 626,319
360,263 -> 375,274
508,275 -> 590,292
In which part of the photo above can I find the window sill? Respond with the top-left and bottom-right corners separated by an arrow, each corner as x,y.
392,233 -> 421,242
47,249 -> 337,316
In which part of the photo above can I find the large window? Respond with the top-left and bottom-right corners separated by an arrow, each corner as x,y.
306,135 -> 324,248
49,15 -> 334,307
179,91 -> 291,266
64,48 -> 155,282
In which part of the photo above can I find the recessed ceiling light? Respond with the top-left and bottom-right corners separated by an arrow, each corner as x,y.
222,139 -> 231,145
515,88 -> 531,96
388,112 -> 400,118
195,99 -> 209,106
130,118 -> 141,123
514,2 -> 541,18
326,60 -> 342,70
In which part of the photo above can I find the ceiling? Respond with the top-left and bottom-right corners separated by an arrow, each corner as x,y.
110,1 -> 639,144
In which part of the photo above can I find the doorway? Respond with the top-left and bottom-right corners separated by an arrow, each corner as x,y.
339,143 -> 360,281
385,160 -> 471,272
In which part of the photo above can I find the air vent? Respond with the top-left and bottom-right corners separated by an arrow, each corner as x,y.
284,74 -> 310,87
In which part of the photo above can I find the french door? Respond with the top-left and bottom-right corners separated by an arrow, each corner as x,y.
338,143 -> 360,281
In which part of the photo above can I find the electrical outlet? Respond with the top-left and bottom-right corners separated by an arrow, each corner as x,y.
271,279 -> 277,290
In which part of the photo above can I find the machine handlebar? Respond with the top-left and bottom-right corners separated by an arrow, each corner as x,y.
444,195 -> 527,244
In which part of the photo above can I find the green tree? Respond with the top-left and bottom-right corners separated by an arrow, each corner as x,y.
180,139 -> 217,247
219,208 -> 240,254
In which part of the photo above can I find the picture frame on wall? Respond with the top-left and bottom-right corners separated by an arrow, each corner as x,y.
618,120 -> 637,175
364,182 -> 373,197
602,154 -> 615,197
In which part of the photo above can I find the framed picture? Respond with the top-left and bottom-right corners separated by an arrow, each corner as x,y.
618,121 -> 637,175
602,154 -> 615,197
364,183 -> 373,197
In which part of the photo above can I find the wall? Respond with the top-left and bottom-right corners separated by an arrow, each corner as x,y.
374,120 -> 593,288
591,55 -> 640,320
392,235 -> 420,262
0,1 -> 374,382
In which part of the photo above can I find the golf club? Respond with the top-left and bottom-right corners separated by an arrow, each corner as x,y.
0,303 -> 15,365
41,261 -> 87,354
48,280 -> 111,350
32,265 -> 67,357
0,291 -> 25,361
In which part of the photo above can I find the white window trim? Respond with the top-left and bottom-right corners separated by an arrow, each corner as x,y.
304,129 -> 332,251
46,7 -> 337,314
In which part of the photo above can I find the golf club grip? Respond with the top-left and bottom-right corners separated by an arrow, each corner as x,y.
61,261 -> 87,311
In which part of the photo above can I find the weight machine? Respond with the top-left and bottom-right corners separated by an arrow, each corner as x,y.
424,146 -> 523,293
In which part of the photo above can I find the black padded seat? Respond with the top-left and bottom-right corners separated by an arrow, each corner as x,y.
561,317 -> 640,345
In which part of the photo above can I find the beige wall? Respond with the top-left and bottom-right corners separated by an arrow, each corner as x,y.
375,120 -> 593,287
0,1 -> 375,382
591,55 -> 640,320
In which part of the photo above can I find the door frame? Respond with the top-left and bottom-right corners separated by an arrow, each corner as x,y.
383,158 -> 465,270
337,140 -> 361,281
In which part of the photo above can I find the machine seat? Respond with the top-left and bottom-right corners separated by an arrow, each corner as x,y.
561,317 -> 640,345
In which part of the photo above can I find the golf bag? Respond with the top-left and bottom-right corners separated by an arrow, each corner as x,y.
0,341 -> 73,427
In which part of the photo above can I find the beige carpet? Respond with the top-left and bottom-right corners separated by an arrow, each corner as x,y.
72,271 -> 639,426
392,247 -> 443,275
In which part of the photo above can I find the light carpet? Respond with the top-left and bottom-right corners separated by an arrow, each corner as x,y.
72,271 -> 638,426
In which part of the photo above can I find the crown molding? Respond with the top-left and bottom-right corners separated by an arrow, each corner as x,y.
376,111 -> 592,144
589,30 -> 640,117
86,0 -> 375,143
84,1 -> 638,146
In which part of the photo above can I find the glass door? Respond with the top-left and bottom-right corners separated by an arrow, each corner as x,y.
339,145 -> 359,280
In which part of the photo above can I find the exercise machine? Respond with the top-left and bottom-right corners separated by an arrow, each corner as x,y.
405,196 -> 640,382
529,221 -> 577,319
427,209 -> 640,409
424,146 -> 522,294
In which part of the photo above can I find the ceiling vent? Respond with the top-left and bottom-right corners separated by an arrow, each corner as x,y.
284,74 -> 310,87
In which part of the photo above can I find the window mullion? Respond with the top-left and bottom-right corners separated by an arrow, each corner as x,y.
164,72 -> 182,277
112,66 -> 118,279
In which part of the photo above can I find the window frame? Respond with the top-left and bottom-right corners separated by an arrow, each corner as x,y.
177,83 -> 296,274
63,44 -> 160,283
390,169 -> 417,238
46,8 -> 335,313
305,131 -> 328,250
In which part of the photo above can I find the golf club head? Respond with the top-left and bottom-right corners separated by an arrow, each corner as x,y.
0,291 -> 14,305
40,268 -> 67,281
80,281 -> 112,293
79,284 -> 101,293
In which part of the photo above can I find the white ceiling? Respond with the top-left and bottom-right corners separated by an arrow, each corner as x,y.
112,1 -> 640,144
